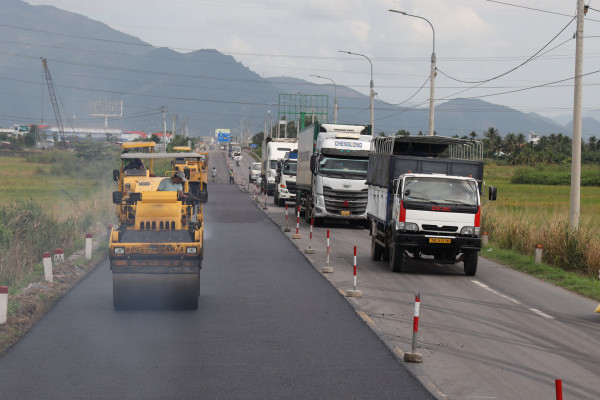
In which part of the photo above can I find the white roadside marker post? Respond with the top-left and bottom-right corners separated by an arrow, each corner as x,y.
43,252 -> 53,283
0,286 -> 8,325
85,233 -> 93,260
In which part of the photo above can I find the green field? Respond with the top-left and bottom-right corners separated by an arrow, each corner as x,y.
484,163 -> 600,229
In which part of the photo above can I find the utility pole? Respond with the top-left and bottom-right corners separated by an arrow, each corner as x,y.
570,0 -> 586,230
161,106 -> 167,145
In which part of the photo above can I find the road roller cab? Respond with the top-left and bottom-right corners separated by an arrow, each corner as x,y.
169,151 -> 209,203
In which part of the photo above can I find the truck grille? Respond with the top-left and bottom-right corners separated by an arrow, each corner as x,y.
286,182 -> 296,192
323,186 -> 368,215
421,225 -> 458,233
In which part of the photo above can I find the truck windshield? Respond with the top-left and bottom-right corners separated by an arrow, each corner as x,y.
318,157 -> 368,178
283,161 -> 297,176
403,177 -> 479,206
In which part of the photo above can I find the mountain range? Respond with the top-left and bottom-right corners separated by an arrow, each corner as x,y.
1,0 -> 598,140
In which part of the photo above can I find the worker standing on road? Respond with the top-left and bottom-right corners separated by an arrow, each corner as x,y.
211,167 -> 217,182
158,171 -> 187,197
229,169 -> 235,184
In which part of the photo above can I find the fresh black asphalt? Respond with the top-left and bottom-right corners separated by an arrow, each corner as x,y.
0,183 -> 434,399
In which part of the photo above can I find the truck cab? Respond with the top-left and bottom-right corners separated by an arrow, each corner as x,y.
367,135 -> 497,276
274,150 -> 297,207
249,162 -> 261,183
260,138 -> 298,195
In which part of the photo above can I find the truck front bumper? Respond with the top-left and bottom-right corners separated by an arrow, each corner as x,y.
394,233 -> 481,253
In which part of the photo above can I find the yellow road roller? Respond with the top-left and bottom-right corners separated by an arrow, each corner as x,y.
110,152 -> 206,310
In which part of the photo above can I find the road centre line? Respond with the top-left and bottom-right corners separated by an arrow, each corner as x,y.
471,280 -> 555,320
471,280 -> 521,304
528,308 -> 554,320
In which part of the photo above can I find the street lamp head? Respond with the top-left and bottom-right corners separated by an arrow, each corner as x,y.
388,9 -> 407,15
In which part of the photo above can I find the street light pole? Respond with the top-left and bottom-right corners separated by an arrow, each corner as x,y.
339,51 -> 374,134
389,9 -> 436,136
311,74 -> 337,123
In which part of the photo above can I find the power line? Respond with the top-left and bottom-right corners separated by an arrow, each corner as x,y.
437,15 -> 576,85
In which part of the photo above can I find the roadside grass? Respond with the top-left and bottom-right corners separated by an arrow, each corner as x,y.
482,162 -> 600,301
481,245 -> 600,302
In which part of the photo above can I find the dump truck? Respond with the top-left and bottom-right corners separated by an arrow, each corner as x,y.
296,123 -> 373,226
109,152 -> 206,310
367,135 -> 497,276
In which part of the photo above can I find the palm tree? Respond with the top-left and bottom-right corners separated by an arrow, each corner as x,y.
469,131 -> 478,140
503,133 -> 518,153
483,127 -> 502,156
589,136 -> 597,151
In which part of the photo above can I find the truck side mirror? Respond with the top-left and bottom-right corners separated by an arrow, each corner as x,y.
489,186 -> 497,201
112,191 -> 123,204
113,169 -> 120,181
310,154 -> 317,173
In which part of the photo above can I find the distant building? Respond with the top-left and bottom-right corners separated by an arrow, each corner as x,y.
48,126 -> 122,140
150,132 -> 172,144
120,131 -> 148,142
529,131 -> 540,145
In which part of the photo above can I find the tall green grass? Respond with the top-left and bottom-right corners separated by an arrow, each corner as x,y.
482,204 -> 600,277
0,146 -> 117,287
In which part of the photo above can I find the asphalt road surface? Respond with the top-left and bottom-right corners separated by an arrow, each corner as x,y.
254,166 -> 600,400
0,156 -> 434,399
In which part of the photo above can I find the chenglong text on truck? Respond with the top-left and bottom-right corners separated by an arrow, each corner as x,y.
296,123 -> 373,227
367,136 -> 497,276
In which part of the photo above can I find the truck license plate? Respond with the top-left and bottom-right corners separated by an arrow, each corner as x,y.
429,238 -> 451,244
341,210 -> 350,216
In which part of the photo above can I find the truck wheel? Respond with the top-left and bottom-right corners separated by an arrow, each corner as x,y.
389,243 -> 403,273
305,199 -> 312,223
464,251 -> 478,276
371,235 -> 383,261
277,197 -> 285,207
273,191 -> 278,205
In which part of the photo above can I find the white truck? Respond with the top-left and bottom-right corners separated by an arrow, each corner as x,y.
296,123 -> 373,226
229,142 -> 242,161
367,136 -> 497,276
261,137 -> 297,195
274,150 -> 297,207
249,162 -> 261,183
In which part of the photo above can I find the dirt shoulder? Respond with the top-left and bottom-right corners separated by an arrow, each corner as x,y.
0,227 -> 108,356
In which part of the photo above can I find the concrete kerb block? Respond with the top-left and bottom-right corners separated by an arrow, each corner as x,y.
322,266 -> 333,273
346,289 -> 362,298
403,352 -> 423,363
304,248 -> 315,254
292,233 -> 302,239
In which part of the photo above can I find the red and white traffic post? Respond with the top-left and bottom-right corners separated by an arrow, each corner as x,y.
292,206 -> 302,239
304,218 -> 315,254
284,205 -> 290,232
404,291 -> 423,363
346,246 -> 361,297
322,229 -> 333,273
555,379 -> 563,400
